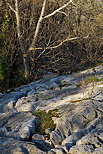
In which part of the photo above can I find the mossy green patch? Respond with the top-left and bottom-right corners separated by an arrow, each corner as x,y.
39,94 -> 56,101
33,110 -> 58,134
67,98 -> 93,103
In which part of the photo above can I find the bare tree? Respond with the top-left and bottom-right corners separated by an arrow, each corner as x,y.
6,0 -> 90,79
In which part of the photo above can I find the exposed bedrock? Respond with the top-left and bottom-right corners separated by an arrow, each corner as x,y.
0,65 -> 103,153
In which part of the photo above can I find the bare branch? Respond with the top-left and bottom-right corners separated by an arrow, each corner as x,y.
57,11 -> 68,16
6,2 -> 16,13
43,0 -> 73,19
29,36 -> 89,51
36,49 -> 46,60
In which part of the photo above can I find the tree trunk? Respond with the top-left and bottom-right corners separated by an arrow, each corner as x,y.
15,0 -> 30,79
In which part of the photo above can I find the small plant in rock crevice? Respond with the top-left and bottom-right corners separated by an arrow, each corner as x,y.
81,76 -> 103,87
76,75 -> 103,99
33,109 -> 58,134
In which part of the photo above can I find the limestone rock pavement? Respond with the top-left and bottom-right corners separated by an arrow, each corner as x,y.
0,65 -> 103,153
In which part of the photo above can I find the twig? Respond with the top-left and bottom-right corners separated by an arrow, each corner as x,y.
6,2 -> 16,13
57,11 -> 68,16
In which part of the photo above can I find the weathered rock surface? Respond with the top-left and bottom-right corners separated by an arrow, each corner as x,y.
0,137 -> 46,154
0,111 -> 38,140
0,65 -> 103,153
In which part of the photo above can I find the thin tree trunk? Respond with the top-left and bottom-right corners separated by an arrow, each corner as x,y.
29,0 -> 47,51
15,0 -> 30,79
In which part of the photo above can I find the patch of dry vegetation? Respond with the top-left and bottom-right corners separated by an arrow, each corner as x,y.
33,109 -> 59,134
